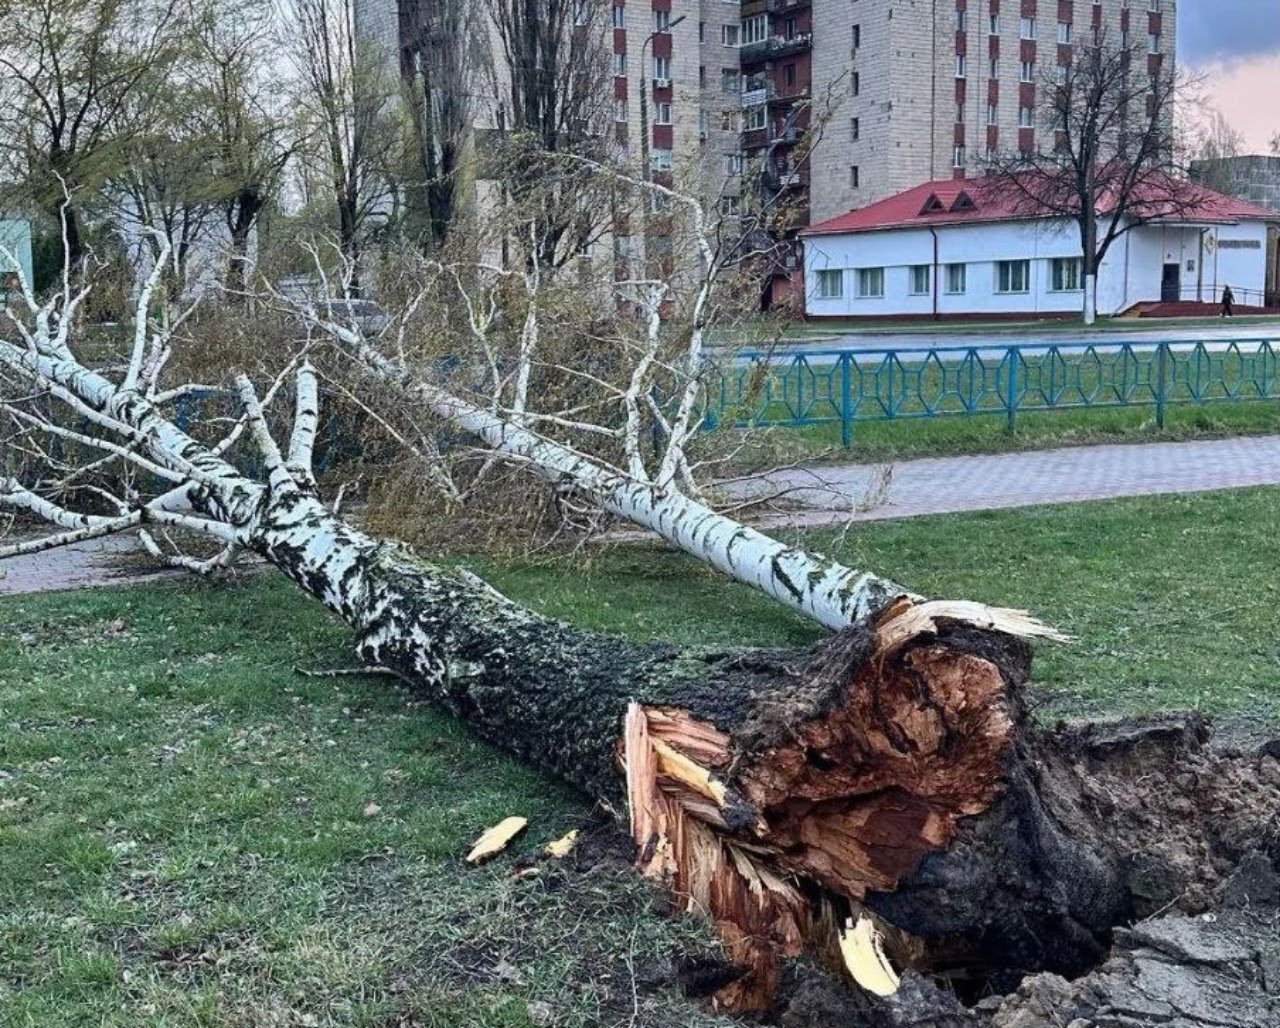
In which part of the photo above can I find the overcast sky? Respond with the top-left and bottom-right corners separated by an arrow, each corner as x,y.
1180,2 -> 1280,151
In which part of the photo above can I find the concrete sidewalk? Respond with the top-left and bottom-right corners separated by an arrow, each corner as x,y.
735,435 -> 1280,527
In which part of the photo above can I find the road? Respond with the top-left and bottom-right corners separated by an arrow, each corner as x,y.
780,320 -> 1280,357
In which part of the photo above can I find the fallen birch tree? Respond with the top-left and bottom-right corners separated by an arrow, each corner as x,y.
4,246 -> 1278,1024
271,165 -> 898,631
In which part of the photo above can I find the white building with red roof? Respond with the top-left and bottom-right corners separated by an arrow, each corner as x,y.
800,177 -> 1278,320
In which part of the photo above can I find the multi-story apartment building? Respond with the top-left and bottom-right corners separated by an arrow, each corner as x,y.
809,0 -> 1177,223
356,0 -> 1177,296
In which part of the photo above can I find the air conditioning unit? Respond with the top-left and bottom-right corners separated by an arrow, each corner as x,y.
653,77 -> 671,89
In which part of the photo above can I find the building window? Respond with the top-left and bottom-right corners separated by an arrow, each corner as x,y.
989,13 -> 999,35
614,97 -> 628,122
816,269 -> 844,299
1050,257 -> 1082,291
699,65 -> 706,88
1057,22 -> 1072,44
851,116 -> 860,140
1020,17 -> 1036,40
724,152 -> 744,175
612,5 -> 624,29
996,259 -> 1031,293
719,195 -> 741,216
1147,33 -> 1159,54
722,68 -> 740,92
653,9 -> 670,31
955,54 -> 966,78
743,15 -> 768,44
852,71 -> 860,95
650,149 -> 673,171
613,52 -> 627,74
849,165 -> 860,187
653,101 -> 672,124
956,9 -> 966,32
721,24 -> 740,46
721,108 -> 740,131
909,265 -> 931,295
953,144 -> 966,168
1020,60 -> 1035,82
945,263 -> 967,294
989,57 -> 999,77
1019,105 -> 1034,127
653,56 -> 670,79
856,267 -> 885,298
987,103 -> 998,125
784,62 -> 797,87
852,24 -> 861,49
698,20 -> 705,42
744,105 -> 766,130
1148,0 -> 1162,10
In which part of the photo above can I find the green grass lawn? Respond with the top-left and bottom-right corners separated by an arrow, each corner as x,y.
724,399 -> 1280,467
2,488 -> 1278,1025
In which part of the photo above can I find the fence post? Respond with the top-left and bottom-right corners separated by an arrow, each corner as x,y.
840,352 -> 854,448
1005,349 -> 1019,433
1155,342 -> 1168,430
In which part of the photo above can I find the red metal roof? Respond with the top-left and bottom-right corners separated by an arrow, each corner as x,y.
803,174 -> 1279,237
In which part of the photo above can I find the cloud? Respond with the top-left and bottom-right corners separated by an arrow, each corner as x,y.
1193,52 -> 1280,152
1178,4 -> 1280,65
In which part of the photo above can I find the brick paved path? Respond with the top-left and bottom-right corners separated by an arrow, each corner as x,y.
3,435 -> 1278,596
734,434 -> 1280,528
0,536 -> 180,597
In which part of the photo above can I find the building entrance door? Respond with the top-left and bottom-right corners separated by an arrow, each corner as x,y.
1161,263 -> 1181,303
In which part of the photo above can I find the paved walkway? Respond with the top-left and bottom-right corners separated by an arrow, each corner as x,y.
3,435 -> 1277,596
0,536 -> 181,597
735,435 -> 1280,527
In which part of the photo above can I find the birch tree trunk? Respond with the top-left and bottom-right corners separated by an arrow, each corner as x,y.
318,330 -> 918,631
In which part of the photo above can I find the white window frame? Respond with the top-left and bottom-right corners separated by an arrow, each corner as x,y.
909,265 -> 931,295
650,149 -> 673,172
1020,17 -> 1036,40
613,52 -> 627,75
612,4 -> 625,29
1020,60 -> 1036,83
1057,22 -> 1072,45
855,267 -> 885,299
955,54 -> 966,78
1019,105 -> 1034,128
816,269 -> 844,299
742,15 -> 768,44
721,23 -> 740,47
1050,257 -> 1082,292
996,259 -> 1031,294
653,101 -> 672,125
653,9 -> 670,31
652,56 -> 670,80
945,263 -> 967,295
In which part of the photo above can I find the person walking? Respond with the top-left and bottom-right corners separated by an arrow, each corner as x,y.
1221,284 -> 1235,318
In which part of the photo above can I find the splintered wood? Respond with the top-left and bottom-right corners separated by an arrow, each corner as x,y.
620,614 -> 1017,1012
465,816 -> 528,864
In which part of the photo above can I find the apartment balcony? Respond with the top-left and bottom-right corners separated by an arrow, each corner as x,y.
764,0 -> 812,12
776,167 -> 809,187
739,33 -> 813,65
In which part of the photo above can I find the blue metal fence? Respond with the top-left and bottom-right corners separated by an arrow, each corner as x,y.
705,340 -> 1280,446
